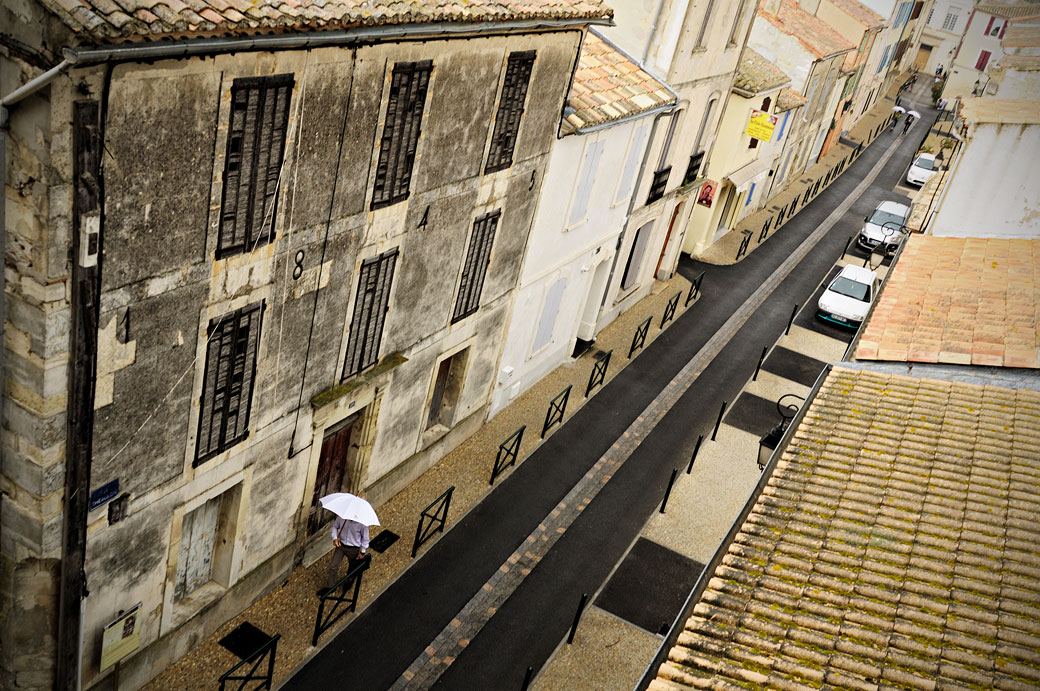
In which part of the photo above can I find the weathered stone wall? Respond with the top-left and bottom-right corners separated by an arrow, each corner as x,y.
77,29 -> 582,690
1,0 -> 88,686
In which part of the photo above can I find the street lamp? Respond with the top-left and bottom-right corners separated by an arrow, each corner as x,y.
757,394 -> 803,470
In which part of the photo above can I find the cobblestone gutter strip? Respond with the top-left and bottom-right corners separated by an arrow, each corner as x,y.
391,130 -> 908,691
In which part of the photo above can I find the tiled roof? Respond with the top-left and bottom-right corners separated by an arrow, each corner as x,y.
758,0 -> 856,59
775,86 -> 807,112
826,0 -> 884,29
855,236 -> 1040,368
732,47 -> 791,95
1003,23 -> 1040,47
562,31 -> 675,134
650,366 -> 1040,691
961,97 -> 1040,124
999,54 -> 1040,70
976,1 -> 1040,20
39,0 -> 612,44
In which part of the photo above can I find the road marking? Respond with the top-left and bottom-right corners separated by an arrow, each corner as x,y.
390,131 -> 907,691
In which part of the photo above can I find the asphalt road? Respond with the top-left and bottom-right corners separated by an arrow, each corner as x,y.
286,97 -> 935,690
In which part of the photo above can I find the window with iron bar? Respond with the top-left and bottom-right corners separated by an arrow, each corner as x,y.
486,51 -> 536,174
195,302 -> 264,465
682,151 -> 705,186
218,74 -> 294,259
372,61 -> 432,210
453,211 -> 501,323
343,249 -> 399,379
647,167 -> 671,204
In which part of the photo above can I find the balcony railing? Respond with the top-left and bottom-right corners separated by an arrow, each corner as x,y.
682,152 -> 705,186
646,167 -> 671,204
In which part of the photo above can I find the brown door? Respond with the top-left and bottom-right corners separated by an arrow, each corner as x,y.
655,202 -> 683,278
307,416 -> 356,535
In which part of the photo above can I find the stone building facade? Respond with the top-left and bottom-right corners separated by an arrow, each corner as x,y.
1,1 -> 610,688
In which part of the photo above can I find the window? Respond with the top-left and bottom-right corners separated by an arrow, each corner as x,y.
975,50 -> 992,71
728,0 -> 748,46
343,249 -> 399,379
372,61 -> 432,210
532,277 -> 566,353
453,211 -> 500,323
621,222 -> 653,291
174,485 -> 241,601
927,6 -> 935,24
910,1 -> 922,20
218,75 -> 293,259
942,10 -> 960,31
649,111 -> 680,204
569,141 -> 604,225
877,46 -> 891,73
804,76 -> 820,119
616,125 -> 648,203
427,349 -> 469,430
486,51 -> 535,174
775,110 -> 789,141
196,302 -> 263,464
695,0 -> 717,49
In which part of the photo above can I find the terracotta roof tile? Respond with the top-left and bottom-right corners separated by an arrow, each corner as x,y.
649,367 -> 1040,690
37,0 -> 611,44
826,0 -> 884,28
855,236 -> 1040,369
757,0 -> 856,59
776,86 -> 807,112
561,31 -> 675,134
733,47 -> 791,95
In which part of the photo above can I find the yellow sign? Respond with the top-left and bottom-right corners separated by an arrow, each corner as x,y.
746,109 -> 778,141
100,603 -> 142,672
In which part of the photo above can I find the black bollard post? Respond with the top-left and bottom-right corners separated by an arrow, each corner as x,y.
660,468 -> 679,514
785,303 -> 799,335
753,346 -> 768,381
711,401 -> 727,441
567,593 -> 589,644
521,666 -> 534,691
687,434 -> 703,474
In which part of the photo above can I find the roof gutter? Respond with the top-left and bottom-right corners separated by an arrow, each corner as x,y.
0,15 -> 612,107
571,100 -> 677,135
731,79 -> 791,99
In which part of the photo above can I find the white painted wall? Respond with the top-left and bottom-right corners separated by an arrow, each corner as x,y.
932,119 -> 1040,238
490,119 -> 651,415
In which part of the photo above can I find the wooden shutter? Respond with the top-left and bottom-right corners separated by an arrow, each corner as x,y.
452,211 -> 500,323
976,50 -> 991,71
372,62 -> 432,210
486,51 -> 535,174
343,249 -> 399,379
985,16 -> 995,34
218,74 -> 293,258
195,302 -> 263,464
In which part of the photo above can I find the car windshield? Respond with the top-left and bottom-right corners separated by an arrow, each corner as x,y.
869,208 -> 906,228
829,276 -> 871,302
914,157 -> 935,171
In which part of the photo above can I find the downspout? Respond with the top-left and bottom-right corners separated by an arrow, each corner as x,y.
642,0 -> 668,63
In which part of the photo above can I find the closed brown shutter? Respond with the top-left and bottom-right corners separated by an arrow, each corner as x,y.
195,302 -> 264,464
452,211 -> 501,323
343,249 -> 399,379
486,51 -> 535,174
218,74 -> 293,258
372,62 -> 432,210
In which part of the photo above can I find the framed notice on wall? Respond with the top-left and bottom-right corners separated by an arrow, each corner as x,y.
697,180 -> 717,207
100,602 -> 142,672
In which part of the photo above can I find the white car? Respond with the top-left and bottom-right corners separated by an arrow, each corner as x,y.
857,200 -> 910,255
906,152 -> 937,186
816,264 -> 880,328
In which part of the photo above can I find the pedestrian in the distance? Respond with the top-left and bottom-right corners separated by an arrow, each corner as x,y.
902,114 -> 914,134
322,516 -> 369,594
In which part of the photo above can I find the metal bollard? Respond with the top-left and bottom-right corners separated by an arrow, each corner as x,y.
660,468 -> 679,514
753,346 -> 768,381
567,593 -> 590,644
521,666 -> 534,691
785,303 -> 799,335
687,434 -> 703,474
711,401 -> 727,441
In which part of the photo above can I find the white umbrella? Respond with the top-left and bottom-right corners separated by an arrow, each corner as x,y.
892,105 -> 906,113
907,110 -> 921,119
320,493 -> 380,526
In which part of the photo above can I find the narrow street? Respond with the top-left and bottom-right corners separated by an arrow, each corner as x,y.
285,89 -> 936,691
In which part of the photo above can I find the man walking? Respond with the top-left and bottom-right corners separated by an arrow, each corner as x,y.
902,114 -> 914,134
323,516 -> 370,594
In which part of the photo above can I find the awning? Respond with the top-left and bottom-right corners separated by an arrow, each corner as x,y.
723,155 -> 773,189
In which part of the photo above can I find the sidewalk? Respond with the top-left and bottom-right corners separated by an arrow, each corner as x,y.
696,73 -> 919,266
143,273 -> 696,690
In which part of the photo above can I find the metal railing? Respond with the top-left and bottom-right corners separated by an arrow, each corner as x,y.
585,350 -> 612,398
312,557 -> 369,646
628,316 -> 652,358
541,385 -> 572,438
219,634 -> 280,691
412,487 -> 455,557
660,291 -> 681,327
490,426 -> 525,485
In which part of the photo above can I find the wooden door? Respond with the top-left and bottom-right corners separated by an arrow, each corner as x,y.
308,417 -> 356,535
656,202 -> 683,278
175,495 -> 220,600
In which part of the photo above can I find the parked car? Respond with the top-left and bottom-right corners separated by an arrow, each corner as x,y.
857,200 -> 910,255
816,264 -> 880,328
906,152 -> 937,186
